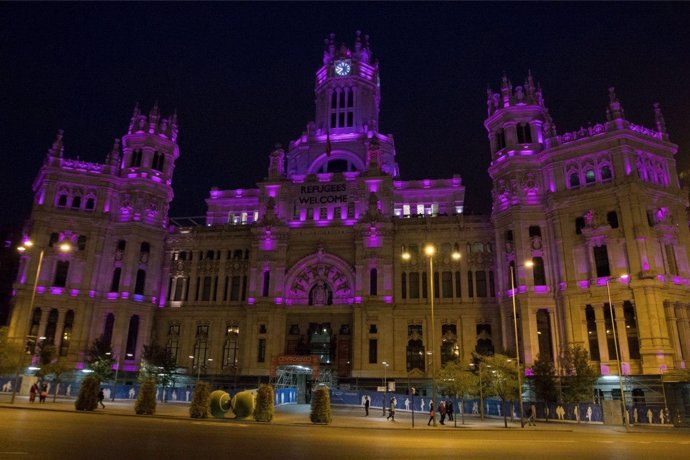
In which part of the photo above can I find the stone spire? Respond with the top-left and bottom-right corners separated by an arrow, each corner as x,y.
654,103 -> 667,137
268,143 -> 286,179
128,102 -> 141,133
606,87 -> 625,120
500,73 -> 512,107
148,101 -> 160,133
47,129 -> 64,157
106,138 -> 121,166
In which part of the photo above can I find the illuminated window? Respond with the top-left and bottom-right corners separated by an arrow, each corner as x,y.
585,169 -> 596,184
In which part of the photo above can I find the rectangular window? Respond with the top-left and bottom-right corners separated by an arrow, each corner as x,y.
416,204 -> 425,215
455,271 -> 462,298
665,244 -> 678,276
369,339 -> 378,364
467,271 -> 474,298
422,272 -> 428,299
320,207 -> 328,220
409,272 -> 420,299
201,276 -> 212,301
403,204 -> 410,216
230,276 -> 241,301
442,271 -> 453,298
593,245 -> 611,278
401,273 -> 407,299
53,261 -> 69,287
433,272 -> 440,298
334,207 -> 341,219
257,339 -> 266,363
476,271 -> 487,297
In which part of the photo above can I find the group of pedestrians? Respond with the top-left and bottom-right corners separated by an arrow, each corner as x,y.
29,382 -> 49,403
428,400 -> 454,425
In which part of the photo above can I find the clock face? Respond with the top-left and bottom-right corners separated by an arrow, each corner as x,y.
334,60 -> 351,76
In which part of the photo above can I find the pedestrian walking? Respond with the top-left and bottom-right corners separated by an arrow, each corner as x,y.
364,395 -> 370,416
29,382 -> 38,403
447,400 -> 454,421
528,404 -> 537,426
439,400 -> 446,425
387,397 -> 396,421
427,401 -> 435,426
98,389 -> 106,409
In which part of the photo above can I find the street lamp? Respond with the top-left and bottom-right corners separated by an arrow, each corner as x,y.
190,355 -> 212,385
382,361 -> 389,416
11,239 -> 71,403
509,260 -> 533,428
605,274 -> 630,429
402,243 -> 460,427
109,352 -> 133,401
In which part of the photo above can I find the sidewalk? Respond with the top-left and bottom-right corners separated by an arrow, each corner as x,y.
0,395 -> 682,434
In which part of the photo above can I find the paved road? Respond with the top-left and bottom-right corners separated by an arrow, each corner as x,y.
0,402 -> 688,459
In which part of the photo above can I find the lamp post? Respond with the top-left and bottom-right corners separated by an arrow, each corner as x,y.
509,260 -> 533,428
190,355 -> 212,385
109,352 -> 133,402
382,361 -> 389,416
11,240 -> 71,404
402,243 -> 460,427
605,274 -> 630,429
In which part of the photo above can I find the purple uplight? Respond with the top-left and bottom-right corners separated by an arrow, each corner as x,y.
519,285 -> 527,293
657,274 -> 665,282
50,287 -> 64,295
525,367 -> 534,377
247,297 -> 255,305
133,294 -> 144,302
36,286 -> 46,295
600,364 -> 610,375
533,285 -> 548,293
274,297 -> 283,305
89,290 -> 95,298
384,295 -> 392,304
596,277 -> 608,286
578,280 -> 589,289
69,289 -> 80,297
106,292 -> 118,300
121,292 -> 129,299
672,276 -> 682,285
559,282 -> 566,290
621,362 -> 630,375
354,296 -> 362,304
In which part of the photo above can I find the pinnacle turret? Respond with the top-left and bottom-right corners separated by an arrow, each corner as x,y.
606,87 -> 625,121
654,102 -> 667,138
47,129 -> 64,157
106,138 -> 121,166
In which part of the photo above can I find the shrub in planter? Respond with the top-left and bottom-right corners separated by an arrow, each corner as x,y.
75,375 -> 99,411
254,385 -> 275,422
135,378 -> 157,415
310,386 -> 332,424
232,390 -> 255,419
189,382 -> 211,419
209,390 -> 231,419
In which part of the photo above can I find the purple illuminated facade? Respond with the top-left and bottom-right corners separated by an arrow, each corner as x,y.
8,33 -> 690,402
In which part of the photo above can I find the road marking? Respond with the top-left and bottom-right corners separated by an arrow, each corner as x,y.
191,421 -> 248,427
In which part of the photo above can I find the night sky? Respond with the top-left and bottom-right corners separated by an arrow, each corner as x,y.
2,2 -> 690,228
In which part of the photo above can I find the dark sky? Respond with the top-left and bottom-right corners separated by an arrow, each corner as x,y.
2,2 -> 690,227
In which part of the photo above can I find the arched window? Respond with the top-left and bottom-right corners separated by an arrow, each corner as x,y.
53,261 -> 69,287
585,169 -> 596,184
495,129 -> 506,150
44,309 -> 59,345
624,301 -> 641,359
71,196 -> 81,209
85,197 -> 95,211
125,315 -> 140,357
529,225 -> 541,237
517,123 -> 532,143
475,271 -> 487,297
369,268 -> 378,296
130,149 -> 142,167
532,257 -> 546,286
77,235 -> 87,251
49,232 -> 60,247
29,308 -> 42,337
103,313 -> 115,347
134,269 -> 146,295
607,211 -> 619,229
110,267 -> 121,292
57,194 -> 68,207
536,309 -> 554,361
406,340 -> 425,371
152,151 -> 165,171
585,306 -> 600,361
569,172 -> 580,188
59,310 -> 74,356
600,165 -> 612,181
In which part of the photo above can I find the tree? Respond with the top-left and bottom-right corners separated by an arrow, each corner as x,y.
481,353 -> 520,428
190,382 -> 211,419
561,345 -> 599,423
140,342 -> 178,402
86,336 -> 114,382
0,327 -> 22,377
438,360 -> 478,425
529,353 -> 558,422
254,384 -> 275,422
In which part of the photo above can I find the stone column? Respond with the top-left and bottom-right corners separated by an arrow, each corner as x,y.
594,306 -> 610,364
613,304 -> 630,363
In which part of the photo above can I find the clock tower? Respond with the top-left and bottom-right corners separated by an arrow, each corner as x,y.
314,31 -> 380,136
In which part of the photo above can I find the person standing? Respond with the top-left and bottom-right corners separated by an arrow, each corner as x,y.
439,400 -> 446,425
427,400 -> 435,426
364,395 -> 370,416
98,389 -> 106,409
29,382 -> 38,403
447,400 -> 454,422
528,404 -> 537,426
39,384 -> 48,403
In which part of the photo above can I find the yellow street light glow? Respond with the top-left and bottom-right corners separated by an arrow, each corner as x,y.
424,244 -> 435,256
620,273 -> 629,280
17,246 -> 26,253
452,251 -> 461,260
24,240 -> 34,248
402,252 -> 411,260
59,242 -> 72,253
524,260 -> 534,268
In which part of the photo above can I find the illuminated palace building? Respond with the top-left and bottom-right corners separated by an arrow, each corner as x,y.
9,32 -> 690,405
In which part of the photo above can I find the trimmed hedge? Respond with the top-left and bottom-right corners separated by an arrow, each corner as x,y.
253,385 -> 274,422
232,390 -> 255,419
75,375 -> 99,411
209,390 -> 231,419
135,378 -> 157,415
190,382 -> 211,419
310,386 -> 332,424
